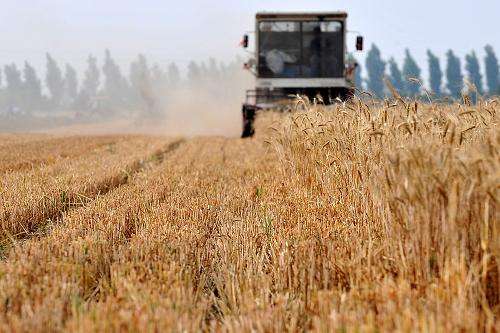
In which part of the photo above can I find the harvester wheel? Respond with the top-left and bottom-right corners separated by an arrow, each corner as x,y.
241,104 -> 257,138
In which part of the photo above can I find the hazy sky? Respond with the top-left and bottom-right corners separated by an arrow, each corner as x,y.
1,0 -> 499,79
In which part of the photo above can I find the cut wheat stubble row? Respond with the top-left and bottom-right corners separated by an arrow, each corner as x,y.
0,133 -> 56,148
58,137 -> 380,332
61,139 -> 264,331
0,136 -> 177,244
0,135 -> 125,174
0,138 -> 211,331
0,137 -> 276,331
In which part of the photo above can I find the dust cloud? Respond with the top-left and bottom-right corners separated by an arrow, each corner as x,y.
158,67 -> 254,137
0,57 -> 254,138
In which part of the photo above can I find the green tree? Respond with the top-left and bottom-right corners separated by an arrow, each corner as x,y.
4,64 -> 23,109
129,54 -> 151,90
129,54 -> 152,106
102,49 -> 129,108
198,61 -> 208,81
168,62 -> 180,86
22,61 -> 42,111
129,54 -> 158,115
64,64 -> 79,107
402,49 -> 421,97
427,50 -> 442,97
187,61 -> 201,83
388,58 -> 405,94
484,45 -> 499,95
465,51 -> 483,96
79,55 -> 100,109
150,63 -> 168,111
45,53 -> 64,108
151,64 -> 167,87
446,50 -> 463,99
0,67 -> 3,109
365,44 -> 386,97
208,58 -> 220,79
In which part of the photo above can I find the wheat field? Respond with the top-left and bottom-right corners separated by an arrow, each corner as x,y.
0,98 -> 498,332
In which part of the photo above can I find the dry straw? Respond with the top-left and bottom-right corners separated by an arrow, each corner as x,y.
0,96 -> 498,331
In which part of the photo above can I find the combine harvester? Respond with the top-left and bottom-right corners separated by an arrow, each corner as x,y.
240,12 -> 364,137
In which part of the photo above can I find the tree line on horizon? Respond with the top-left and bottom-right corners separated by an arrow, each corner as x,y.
357,44 -> 499,100
0,45 -> 499,117
0,51 -> 245,116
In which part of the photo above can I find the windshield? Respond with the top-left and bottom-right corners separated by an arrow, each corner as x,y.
258,20 -> 344,78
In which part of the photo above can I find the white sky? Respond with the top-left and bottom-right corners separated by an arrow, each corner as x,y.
0,0 -> 499,80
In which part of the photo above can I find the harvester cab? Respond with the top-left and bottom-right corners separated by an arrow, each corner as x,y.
240,12 -> 363,138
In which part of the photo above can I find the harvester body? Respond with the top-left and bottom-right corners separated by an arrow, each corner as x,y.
241,12 -> 361,137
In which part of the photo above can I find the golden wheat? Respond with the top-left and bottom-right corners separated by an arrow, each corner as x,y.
0,136 -> 171,244
0,99 -> 498,332
0,135 -> 120,174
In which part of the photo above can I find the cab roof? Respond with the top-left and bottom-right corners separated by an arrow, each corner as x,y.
256,12 -> 348,20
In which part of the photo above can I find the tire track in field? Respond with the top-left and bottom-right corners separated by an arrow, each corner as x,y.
79,139 -> 209,304
0,138 -> 185,254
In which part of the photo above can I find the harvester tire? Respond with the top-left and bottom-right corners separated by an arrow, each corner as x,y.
241,104 -> 257,138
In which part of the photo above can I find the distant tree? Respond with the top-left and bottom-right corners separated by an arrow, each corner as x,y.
151,64 -> 167,86
446,50 -> 463,99
0,67 -> 3,109
198,61 -> 208,80
484,45 -> 499,95
63,64 -> 79,107
187,61 -> 201,83
129,54 -> 150,87
129,54 -> 151,103
129,54 -> 157,114
388,58 -> 405,95
102,49 -> 129,107
168,62 -> 180,85
22,61 -> 42,111
219,61 -> 228,77
78,55 -> 100,109
208,58 -> 220,79
465,51 -> 483,97
149,64 -> 168,110
427,50 -> 443,97
45,53 -> 64,108
4,64 -> 22,89
4,64 -> 23,108
402,49 -> 421,97
365,44 -> 386,97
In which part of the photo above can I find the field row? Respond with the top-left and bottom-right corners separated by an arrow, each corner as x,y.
0,135 -> 121,174
0,136 -> 265,330
0,136 -> 179,246
0,99 -> 498,331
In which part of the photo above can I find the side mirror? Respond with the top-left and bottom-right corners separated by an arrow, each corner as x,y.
242,34 -> 249,48
356,36 -> 364,51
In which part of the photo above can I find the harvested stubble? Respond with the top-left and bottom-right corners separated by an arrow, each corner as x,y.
0,135 -> 120,174
0,136 -> 171,244
0,133 -> 55,148
0,98 -> 498,332
0,138 -> 220,331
